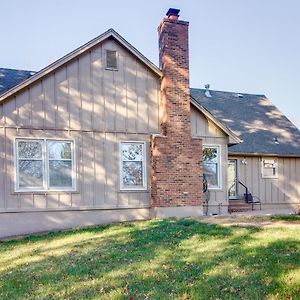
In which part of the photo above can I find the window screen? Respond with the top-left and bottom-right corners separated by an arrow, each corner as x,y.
106,50 -> 118,69
120,142 -> 146,190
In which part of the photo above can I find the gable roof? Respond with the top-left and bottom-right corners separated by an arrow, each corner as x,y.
190,97 -> 242,145
191,88 -> 300,157
0,68 -> 35,95
0,28 -> 161,102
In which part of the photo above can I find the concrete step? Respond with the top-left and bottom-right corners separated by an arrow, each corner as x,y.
228,200 -> 252,213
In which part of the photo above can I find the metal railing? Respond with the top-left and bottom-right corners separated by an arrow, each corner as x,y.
237,180 -> 261,210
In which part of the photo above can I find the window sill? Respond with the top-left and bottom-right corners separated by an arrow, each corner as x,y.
13,190 -> 79,195
119,188 -> 148,193
105,67 -> 118,71
208,187 -> 223,191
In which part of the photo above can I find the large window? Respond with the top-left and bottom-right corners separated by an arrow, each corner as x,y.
261,157 -> 278,178
15,139 -> 76,192
120,141 -> 147,190
203,145 -> 221,189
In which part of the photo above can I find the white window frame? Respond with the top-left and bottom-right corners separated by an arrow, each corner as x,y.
261,157 -> 278,179
105,49 -> 118,71
203,144 -> 222,190
14,138 -> 76,192
119,141 -> 147,191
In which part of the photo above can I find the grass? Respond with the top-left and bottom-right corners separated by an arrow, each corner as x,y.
271,215 -> 300,222
0,219 -> 299,300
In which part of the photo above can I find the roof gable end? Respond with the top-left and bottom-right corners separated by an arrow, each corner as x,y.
191,88 -> 300,156
0,29 -> 162,103
191,96 -> 242,145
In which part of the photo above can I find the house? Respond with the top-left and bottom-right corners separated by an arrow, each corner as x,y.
0,8 -> 299,238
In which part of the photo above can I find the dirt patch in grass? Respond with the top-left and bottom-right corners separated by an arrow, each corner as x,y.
199,215 -> 300,228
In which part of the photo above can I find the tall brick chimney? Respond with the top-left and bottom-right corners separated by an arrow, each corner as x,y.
151,8 -> 204,217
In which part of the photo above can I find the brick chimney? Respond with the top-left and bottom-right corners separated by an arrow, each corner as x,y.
151,8 -> 204,217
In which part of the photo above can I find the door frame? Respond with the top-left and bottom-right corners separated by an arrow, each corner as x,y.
228,159 -> 238,199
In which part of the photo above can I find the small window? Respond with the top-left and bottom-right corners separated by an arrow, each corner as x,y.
261,157 -> 278,178
15,139 -> 76,192
203,145 -> 221,189
120,142 -> 147,190
106,50 -> 118,70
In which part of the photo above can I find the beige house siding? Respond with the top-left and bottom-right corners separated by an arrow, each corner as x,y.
229,155 -> 300,208
0,39 -> 161,133
0,39 -> 161,214
191,105 -> 229,214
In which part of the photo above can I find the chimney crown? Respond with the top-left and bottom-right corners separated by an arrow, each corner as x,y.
166,8 -> 180,20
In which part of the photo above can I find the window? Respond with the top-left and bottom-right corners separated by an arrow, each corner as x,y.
203,145 -> 221,189
15,139 -> 76,191
261,157 -> 278,178
120,142 -> 147,190
106,50 -> 118,70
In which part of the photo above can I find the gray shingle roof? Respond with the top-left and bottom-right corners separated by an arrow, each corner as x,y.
0,68 -> 35,95
191,88 -> 300,156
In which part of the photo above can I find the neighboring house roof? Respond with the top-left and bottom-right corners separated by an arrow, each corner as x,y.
0,28 -> 162,103
0,68 -> 35,95
191,88 -> 300,156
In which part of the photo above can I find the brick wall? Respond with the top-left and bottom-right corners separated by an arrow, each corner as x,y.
151,13 -> 203,208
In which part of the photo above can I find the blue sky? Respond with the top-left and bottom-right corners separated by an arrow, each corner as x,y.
1,0 -> 300,126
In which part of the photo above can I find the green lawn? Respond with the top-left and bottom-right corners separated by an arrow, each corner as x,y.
271,215 -> 300,222
0,219 -> 299,300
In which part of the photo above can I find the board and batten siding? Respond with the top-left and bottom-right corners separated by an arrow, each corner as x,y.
191,105 -> 229,214
230,155 -> 300,208
0,38 -> 161,213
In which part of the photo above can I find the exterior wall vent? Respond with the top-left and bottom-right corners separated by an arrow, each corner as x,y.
106,50 -> 118,70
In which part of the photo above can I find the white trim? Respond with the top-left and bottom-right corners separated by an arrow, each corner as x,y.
14,137 -> 77,192
203,144 -> 222,190
261,157 -> 278,179
228,158 -> 238,199
119,141 -> 147,191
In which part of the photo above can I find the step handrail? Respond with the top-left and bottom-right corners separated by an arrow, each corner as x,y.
236,179 -> 261,210
237,180 -> 249,201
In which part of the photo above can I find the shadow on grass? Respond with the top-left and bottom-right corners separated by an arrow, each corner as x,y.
0,219 -> 299,299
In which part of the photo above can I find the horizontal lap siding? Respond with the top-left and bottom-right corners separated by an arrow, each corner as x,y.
0,39 -> 159,212
230,156 -> 300,205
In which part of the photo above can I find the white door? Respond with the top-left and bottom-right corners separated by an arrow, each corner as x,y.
228,159 -> 237,199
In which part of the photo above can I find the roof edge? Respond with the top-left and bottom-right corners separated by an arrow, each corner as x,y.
228,152 -> 300,158
190,96 -> 242,145
190,87 -> 266,98
0,28 -> 162,102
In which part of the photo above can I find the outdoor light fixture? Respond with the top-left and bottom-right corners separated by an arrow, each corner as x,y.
274,137 -> 279,144
241,159 -> 247,165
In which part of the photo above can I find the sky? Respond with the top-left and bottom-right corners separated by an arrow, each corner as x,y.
1,0 -> 300,127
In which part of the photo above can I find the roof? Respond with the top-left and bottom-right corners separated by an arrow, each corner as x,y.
190,98 -> 242,145
191,88 -> 300,156
0,28 -> 161,102
0,68 -> 35,95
